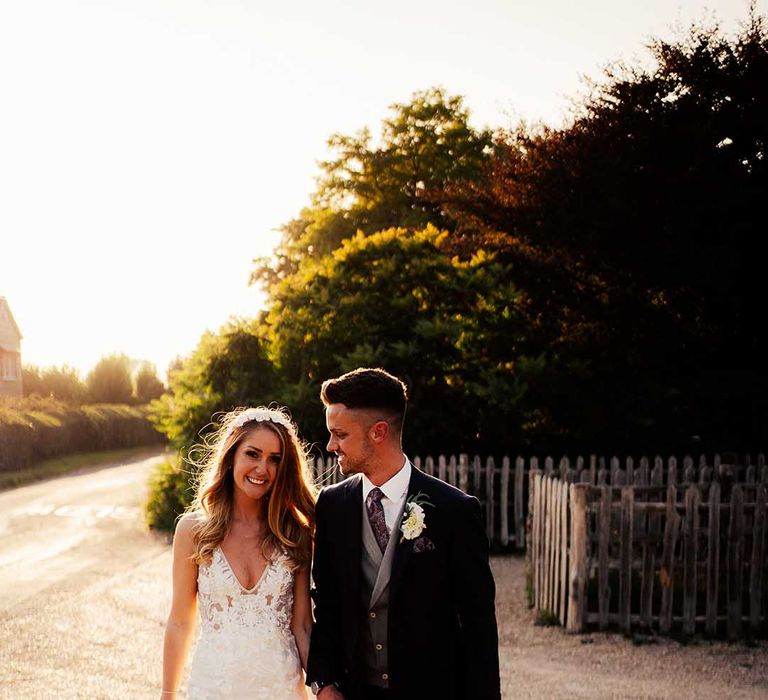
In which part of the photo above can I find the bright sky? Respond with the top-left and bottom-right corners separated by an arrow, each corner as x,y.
0,0 -> 761,380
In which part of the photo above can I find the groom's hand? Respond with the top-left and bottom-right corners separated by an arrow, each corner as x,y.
317,686 -> 344,700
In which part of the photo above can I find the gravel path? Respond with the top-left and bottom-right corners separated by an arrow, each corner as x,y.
495,556 -> 768,699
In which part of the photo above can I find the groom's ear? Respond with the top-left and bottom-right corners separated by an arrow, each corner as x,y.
369,419 -> 390,444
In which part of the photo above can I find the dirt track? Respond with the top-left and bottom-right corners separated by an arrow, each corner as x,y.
494,556 -> 767,699
1,455 -> 766,698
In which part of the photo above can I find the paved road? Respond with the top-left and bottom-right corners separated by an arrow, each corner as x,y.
0,452 -> 167,615
0,452 -> 170,698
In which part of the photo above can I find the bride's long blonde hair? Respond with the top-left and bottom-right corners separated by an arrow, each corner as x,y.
186,406 -> 317,569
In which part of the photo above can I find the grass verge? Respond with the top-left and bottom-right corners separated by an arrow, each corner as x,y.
0,446 -> 167,491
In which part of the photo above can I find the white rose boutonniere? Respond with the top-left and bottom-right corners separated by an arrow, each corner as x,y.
400,492 -> 433,543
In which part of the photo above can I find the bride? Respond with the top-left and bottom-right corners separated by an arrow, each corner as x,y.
161,406 -> 316,699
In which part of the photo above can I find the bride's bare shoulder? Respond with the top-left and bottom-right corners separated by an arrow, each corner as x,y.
175,510 -> 206,538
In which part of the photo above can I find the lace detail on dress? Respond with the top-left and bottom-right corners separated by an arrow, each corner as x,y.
187,547 -> 307,700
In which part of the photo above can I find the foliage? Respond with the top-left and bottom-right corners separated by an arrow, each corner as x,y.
144,459 -> 194,532
252,87 -> 492,287
148,320 -> 280,454
22,364 -> 87,403
534,609 -> 560,627
266,225 -> 543,453
86,354 -> 134,404
436,14 -> 768,450
0,396 -> 165,472
134,362 -> 165,404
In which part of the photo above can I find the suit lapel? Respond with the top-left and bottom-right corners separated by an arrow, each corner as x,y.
389,466 -> 426,600
368,495 -> 408,607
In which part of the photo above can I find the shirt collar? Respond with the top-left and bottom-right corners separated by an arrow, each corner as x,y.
362,456 -> 411,502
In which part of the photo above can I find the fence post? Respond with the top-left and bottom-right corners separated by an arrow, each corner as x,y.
458,453 -> 469,493
543,477 -> 552,612
500,456 -> 510,547
611,456 -> 620,485
528,469 -> 540,609
660,486 -> 680,634
567,484 -> 589,633
683,485 -> 701,636
515,456 -> 525,551
727,486 -> 745,641
438,455 -> 447,482
448,455 -> 458,487
598,485 -> 610,630
535,471 -> 545,610
559,480 -> 569,626
641,475 -> 660,629
638,456 -> 649,484
668,456 -> 678,487
472,455 -> 482,495
706,481 -> 721,637
626,456 -> 635,484
485,457 -> 496,544
653,456 -> 663,485
619,487 -> 634,633
749,484 -> 766,635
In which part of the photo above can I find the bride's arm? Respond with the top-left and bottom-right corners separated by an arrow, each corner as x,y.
161,514 -> 199,698
291,564 -> 313,671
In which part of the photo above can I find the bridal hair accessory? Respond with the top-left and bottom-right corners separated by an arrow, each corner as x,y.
230,407 -> 294,432
400,491 -> 433,542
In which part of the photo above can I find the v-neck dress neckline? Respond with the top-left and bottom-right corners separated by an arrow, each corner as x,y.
217,546 -> 272,594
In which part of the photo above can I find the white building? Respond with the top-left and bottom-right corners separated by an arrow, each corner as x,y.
0,297 -> 23,398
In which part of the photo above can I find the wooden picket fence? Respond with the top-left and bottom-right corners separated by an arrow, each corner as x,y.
313,452 -> 768,553
529,461 -> 768,639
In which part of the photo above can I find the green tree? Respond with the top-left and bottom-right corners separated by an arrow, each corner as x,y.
86,355 -> 134,404
253,87 -> 492,287
266,225 -> 542,453
134,363 -> 165,404
437,14 -> 768,449
22,364 -> 87,403
21,366 -> 44,397
149,320 -> 280,452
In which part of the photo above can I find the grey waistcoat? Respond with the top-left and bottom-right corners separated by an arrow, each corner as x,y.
358,495 -> 407,688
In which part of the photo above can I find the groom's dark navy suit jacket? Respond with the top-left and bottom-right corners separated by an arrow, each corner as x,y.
307,466 -> 501,700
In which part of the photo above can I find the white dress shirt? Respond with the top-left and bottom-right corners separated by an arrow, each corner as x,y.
361,456 -> 411,532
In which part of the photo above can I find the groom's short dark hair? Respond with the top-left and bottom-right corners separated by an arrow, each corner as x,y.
321,367 -> 408,431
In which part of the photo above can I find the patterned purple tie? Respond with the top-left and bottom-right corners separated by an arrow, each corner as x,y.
366,487 -> 389,554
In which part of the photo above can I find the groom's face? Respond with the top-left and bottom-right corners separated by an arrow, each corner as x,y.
325,403 -> 375,476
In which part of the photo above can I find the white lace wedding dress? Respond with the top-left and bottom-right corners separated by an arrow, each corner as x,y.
187,546 -> 308,699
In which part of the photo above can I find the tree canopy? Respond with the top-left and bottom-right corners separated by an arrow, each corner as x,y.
252,87 -> 492,287
435,14 -> 768,450
86,354 -> 135,404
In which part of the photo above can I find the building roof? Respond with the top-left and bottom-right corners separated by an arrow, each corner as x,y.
0,296 -> 23,342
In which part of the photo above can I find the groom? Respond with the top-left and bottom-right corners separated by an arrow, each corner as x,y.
307,368 -> 501,700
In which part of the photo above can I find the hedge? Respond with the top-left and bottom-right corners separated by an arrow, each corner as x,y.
144,459 -> 195,532
0,397 -> 166,472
